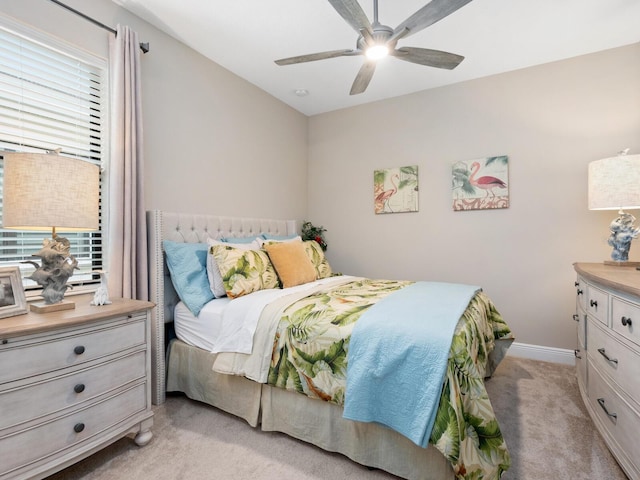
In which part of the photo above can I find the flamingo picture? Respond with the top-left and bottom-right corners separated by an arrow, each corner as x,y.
374,166 -> 419,214
452,156 -> 509,211
375,173 -> 399,213
469,161 -> 508,197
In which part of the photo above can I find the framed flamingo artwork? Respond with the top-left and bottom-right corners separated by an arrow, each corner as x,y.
452,156 -> 509,211
374,165 -> 419,214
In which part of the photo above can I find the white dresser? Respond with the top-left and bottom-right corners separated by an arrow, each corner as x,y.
574,263 -> 640,480
0,295 -> 154,480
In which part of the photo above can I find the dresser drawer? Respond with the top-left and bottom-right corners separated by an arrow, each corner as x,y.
0,351 -> 146,431
587,361 -> 640,475
0,317 -> 145,385
575,303 -> 586,349
575,346 -> 587,392
611,296 -> 640,348
575,276 -> 587,313
0,383 -> 147,477
586,285 -> 609,326
588,319 -> 640,409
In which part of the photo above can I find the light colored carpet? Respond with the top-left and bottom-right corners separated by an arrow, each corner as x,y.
47,356 -> 628,480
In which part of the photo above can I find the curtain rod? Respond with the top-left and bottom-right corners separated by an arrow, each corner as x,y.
49,0 -> 150,53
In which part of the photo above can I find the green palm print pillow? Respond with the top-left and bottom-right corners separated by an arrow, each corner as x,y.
211,244 -> 279,298
303,240 -> 332,279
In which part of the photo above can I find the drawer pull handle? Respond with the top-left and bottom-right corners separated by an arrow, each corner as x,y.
575,282 -> 579,287
74,423 -> 85,433
74,346 -> 85,355
590,299 -> 598,308
576,289 -> 583,296
597,348 -> 618,365
74,384 -> 85,393
572,314 -> 580,323
574,349 -> 582,359
597,398 -> 617,421
621,316 -> 633,327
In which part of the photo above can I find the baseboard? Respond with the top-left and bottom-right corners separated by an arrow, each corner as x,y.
507,342 -> 575,365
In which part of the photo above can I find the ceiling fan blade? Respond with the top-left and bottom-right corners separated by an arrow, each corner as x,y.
350,61 -> 376,95
392,47 -> 464,70
393,0 -> 474,40
275,49 -> 356,66
328,0 -> 372,35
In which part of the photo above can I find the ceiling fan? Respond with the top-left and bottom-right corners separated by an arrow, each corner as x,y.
275,0 -> 473,95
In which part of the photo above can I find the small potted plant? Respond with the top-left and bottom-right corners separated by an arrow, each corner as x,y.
301,221 -> 328,251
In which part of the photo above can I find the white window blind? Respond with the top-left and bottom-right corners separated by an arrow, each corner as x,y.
0,17 -> 108,289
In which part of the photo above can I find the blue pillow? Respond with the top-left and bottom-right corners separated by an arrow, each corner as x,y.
221,236 -> 259,243
261,233 -> 299,241
163,240 -> 213,316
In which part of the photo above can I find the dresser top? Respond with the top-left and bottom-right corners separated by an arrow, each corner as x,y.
574,262 -> 640,298
0,295 -> 154,338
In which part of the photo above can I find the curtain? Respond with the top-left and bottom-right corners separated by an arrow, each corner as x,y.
107,25 -> 147,300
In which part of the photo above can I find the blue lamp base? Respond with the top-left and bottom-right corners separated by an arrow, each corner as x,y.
606,211 -> 640,265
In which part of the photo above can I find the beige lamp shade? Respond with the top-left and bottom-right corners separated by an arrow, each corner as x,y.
2,152 -> 99,232
588,154 -> 640,211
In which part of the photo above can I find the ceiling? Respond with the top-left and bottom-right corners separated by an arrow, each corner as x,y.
113,0 -> 640,116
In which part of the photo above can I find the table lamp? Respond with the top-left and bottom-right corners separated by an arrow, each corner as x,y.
2,151 -> 99,312
588,151 -> 640,265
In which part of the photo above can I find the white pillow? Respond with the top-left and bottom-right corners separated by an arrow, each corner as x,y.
206,238 -> 260,297
256,235 -> 302,248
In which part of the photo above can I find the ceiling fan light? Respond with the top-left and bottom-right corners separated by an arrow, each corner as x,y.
366,45 -> 389,60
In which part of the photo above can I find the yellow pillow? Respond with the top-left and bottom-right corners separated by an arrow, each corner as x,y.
264,241 -> 317,288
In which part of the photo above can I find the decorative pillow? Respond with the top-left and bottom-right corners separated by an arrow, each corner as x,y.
207,238 -> 260,297
257,235 -> 302,248
303,240 -> 333,279
211,244 -> 279,299
264,241 -> 317,288
163,240 -> 213,316
261,233 -> 300,241
221,236 -> 260,244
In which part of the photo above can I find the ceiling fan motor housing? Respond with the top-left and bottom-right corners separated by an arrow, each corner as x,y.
357,23 -> 395,52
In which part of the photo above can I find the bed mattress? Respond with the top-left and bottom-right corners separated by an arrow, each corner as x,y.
174,298 -> 230,351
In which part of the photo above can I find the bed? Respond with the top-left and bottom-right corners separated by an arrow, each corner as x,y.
147,210 -> 514,480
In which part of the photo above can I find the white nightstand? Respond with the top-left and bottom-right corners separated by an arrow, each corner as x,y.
0,295 -> 154,479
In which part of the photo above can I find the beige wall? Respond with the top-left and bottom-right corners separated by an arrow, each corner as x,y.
2,0 -> 309,220
307,43 -> 640,350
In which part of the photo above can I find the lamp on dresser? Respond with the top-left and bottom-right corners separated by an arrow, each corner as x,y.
1,151 -> 99,312
588,150 -> 640,265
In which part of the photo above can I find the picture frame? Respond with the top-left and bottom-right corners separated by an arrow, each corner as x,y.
374,165 -> 419,214
0,266 -> 28,319
452,155 -> 509,211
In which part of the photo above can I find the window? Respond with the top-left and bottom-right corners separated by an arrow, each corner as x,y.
0,15 -> 108,291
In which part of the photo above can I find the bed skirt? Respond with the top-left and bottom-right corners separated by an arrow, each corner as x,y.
166,339 -> 262,427
166,338 -> 454,480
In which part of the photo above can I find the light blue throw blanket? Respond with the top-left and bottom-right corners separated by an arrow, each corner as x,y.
343,281 -> 480,448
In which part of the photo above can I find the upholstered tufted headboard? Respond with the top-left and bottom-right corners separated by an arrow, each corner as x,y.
146,210 -> 297,405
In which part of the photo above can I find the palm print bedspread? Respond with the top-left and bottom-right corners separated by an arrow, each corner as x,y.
267,278 -> 513,480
